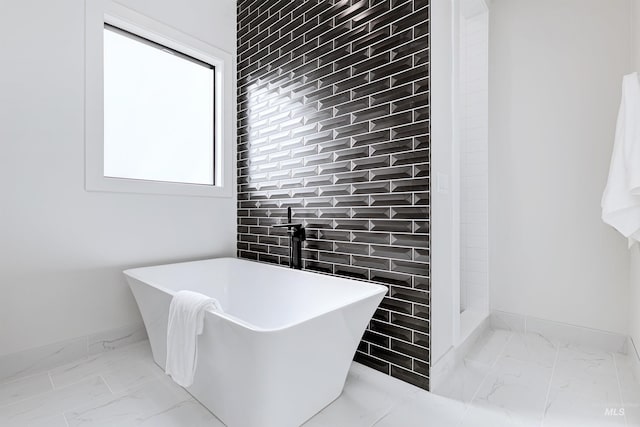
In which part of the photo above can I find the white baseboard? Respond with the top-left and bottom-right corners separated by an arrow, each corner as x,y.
430,315 -> 490,392
0,323 -> 147,383
491,310 -> 627,353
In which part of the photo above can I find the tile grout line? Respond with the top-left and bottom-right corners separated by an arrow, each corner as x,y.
99,374 -> 115,395
612,352 -> 629,427
47,371 -> 56,391
540,343 -> 560,427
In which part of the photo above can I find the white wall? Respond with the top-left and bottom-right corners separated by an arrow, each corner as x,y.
489,0 -> 631,334
629,0 -> 640,351
459,1 -> 489,315
0,0 -> 237,356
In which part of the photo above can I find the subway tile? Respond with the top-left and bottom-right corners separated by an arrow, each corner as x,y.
318,161 -> 352,175
370,28 -> 414,57
318,185 -> 352,196
334,171 -> 370,184
413,248 -> 430,263
413,164 -> 430,179
364,330 -> 391,348
334,73 -> 370,94
318,208 -> 351,218
391,366 -> 429,389
334,122 -> 370,138
351,129 -> 391,146
380,296 -> 413,315
334,219 -> 370,230
353,255 -> 390,270
318,230 -> 351,241
391,207 -> 429,219
373,309 -> 391,322
371,245 -> 412,260
304,197 -> 334,207
391,313 -> 429,334
391,233 -> 428,248
352,231 -> 391,245
371,83 -> 413,106
392,149 -> 429,166
352,18 -> 392,51
352,78 -> 392,99
352,181 -> 391,194
335,98 -> 370,116
391,339 -> 429,362
354,352 -> 389,375
390,286 -> 429,305
370,344 -> 412,369
370,219 -> 412,233
318,251 -> 350,265
334,195 -> 370,206
318,139 -> 352,154
370,57 -> 413,81
391,177 -> 429,192
335,242 -> 370,255
352,207 -> 391,219
335,264 -> 370,281
304,261 -> 333,274
352,155 -> 391,171
391,259 -> 430,276
413,303 -> 429,319
370,269 -> 413,287
413,331 -> 430,348
371,320 -> 412,342
334,146 -> 370,162
371,193 -> 413,206
370,166 -> 412,181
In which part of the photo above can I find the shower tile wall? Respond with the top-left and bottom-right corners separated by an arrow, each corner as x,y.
237,0 -> 430,389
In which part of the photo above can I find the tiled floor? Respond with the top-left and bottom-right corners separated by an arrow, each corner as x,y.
0,329 -> 638,426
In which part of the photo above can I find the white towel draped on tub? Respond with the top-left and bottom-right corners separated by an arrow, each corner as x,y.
166,290 -> 222,387
602,72 -> 640,246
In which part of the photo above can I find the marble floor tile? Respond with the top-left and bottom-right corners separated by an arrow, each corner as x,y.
374,390 -> 467,426
303,362 -> 417,427
435,359 -> 490,404
65,378 -> 222,427
0,376 -> 111,427
28,414 -> 69,427
543,387 -> 626,427
0,373 -> 53,408
501,331 -> 558,368
460,404 -> 539,427
464,329 -> 512,366
471,356 -> 552,425
49,341 -> 155,390
551,346 -> 620,405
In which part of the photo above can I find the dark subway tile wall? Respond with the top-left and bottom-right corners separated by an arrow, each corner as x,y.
237,0 -> 430,390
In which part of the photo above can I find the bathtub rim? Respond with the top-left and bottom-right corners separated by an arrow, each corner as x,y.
124,257 -> 388,333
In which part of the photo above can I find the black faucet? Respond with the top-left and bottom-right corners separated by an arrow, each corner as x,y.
273,207 -> 306,269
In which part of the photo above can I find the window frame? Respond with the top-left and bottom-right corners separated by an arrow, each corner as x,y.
85,0 -> 234,198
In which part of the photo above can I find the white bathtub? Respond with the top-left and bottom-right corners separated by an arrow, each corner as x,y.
124,257 -> 386,427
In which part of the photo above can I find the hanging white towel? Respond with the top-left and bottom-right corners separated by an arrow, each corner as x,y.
602,72 -> 640,246
165,290 -> 222,387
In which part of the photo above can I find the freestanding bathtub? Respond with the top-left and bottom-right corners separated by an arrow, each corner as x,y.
124,257 -> 387,427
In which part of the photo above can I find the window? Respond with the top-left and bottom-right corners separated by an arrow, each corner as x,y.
103,25 -> 215,186
85,1 -> 233,198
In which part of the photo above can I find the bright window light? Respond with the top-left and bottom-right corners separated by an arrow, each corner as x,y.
103,25 -> 215,186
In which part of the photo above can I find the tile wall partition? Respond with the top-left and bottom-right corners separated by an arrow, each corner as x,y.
237,0 -> 430,389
